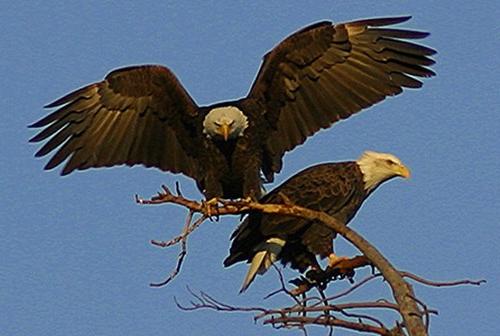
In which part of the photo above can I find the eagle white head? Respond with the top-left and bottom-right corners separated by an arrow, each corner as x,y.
203,106 -> 249,141
356,151 -> 411,193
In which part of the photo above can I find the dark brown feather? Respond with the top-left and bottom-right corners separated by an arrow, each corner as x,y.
31,17 -> 435,201
224,162 -> 367,272
248,16 -> 435,180
30,65 -> 202,179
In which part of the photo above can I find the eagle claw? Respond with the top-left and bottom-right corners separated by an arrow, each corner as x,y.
201,197 -> 221,218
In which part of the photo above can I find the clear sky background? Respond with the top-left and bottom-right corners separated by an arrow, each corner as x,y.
2,1 -> 499,335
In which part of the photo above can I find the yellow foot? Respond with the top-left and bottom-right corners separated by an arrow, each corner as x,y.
239,196 -> 254,203
327,253 -> 350,268
202,197 -> 220,217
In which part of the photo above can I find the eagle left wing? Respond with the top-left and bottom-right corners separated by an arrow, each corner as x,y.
247,16 -> 436,177
29,65 -> 204,179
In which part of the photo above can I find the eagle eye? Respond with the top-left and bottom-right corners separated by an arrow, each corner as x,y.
385,159 -> 395,165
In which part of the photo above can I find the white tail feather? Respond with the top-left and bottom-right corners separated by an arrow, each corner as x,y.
239,238 -> 285,293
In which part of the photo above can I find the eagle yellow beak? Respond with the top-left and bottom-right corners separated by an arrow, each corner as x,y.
220,123 -> 230,141
397,164 -> 411,179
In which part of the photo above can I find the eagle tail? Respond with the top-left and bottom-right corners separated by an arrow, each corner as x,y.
239,237 -> 285,293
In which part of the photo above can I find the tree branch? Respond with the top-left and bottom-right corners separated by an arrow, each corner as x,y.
400,271 -> 486,287
149,211 -> 196,287
137,186 -> 484,336
264,316 -> 391,336
137,187 -> 427,335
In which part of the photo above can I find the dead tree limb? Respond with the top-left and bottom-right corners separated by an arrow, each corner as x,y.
137,187 -> 427,335
264,316 -> 392,336
400,271 -> 486,287
149,210 -> 193,287
137,187 -> 485,336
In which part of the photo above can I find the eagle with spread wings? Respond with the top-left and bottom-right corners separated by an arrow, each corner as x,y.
30,16 -> 435,199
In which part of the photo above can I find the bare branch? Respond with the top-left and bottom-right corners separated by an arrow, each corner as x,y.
326,273 -> 383,302
137,188 -> 426,334
150,215 -> 207,248
263,264 -> 303,306
174,288 -> 267,314
150,211 -> 203,287
176,288 -> 394,335
406,293 -> 435,333
137,187 -> 482,336
401,271 -> 486,287
175,181 -> 183,197
264,316 -> 391,336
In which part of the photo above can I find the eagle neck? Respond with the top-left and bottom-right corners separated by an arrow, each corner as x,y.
357,162 -> 395,196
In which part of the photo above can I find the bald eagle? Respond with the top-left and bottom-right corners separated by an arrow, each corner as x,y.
29,17 -> 434,199
224,151 -> 410,292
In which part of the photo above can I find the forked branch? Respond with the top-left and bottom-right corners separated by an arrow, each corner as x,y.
137,186 -> 426,335
137,186 -> 484,336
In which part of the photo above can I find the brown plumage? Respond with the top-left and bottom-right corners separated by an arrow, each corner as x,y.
30,16 -> 434,199
224,151 -> 410,292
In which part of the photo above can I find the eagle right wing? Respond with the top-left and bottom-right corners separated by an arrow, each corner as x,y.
30,65 -> 204,180
248,17 -> 436,177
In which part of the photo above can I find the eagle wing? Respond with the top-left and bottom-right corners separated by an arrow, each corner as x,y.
30,65 -> 203,179
258,163 -> 362,269
248,16 -> 436,175
225,163 -> 360,267
258,163 -> 357,237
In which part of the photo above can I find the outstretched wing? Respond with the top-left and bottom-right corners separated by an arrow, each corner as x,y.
30,65 -> 203,179
248,16 -> 436,174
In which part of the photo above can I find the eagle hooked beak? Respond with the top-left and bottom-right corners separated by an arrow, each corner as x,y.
397,164 -> 411,179
220,123 -> 230,141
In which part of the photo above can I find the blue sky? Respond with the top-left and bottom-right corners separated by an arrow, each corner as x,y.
2,1 -> 499,335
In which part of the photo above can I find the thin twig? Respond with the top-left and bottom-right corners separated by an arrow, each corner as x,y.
150,211 -> 194,287
401,271 -> 486,287
175,181 -> 183,197
406,293 -> 435,333
174,288 -> 267,314
324,273 -> 383,302
268,264 -> 302,305
151,215 -> 207,248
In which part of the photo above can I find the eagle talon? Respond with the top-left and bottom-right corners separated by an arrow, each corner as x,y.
237,196 -> 255,204
324,255 -> 371,282
327,253 -> 350,268
290,269 -> 332,293
202,197 -> 220,217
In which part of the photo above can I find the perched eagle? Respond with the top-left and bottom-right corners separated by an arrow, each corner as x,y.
29,16 -> 434,199
224,151 -> 410,292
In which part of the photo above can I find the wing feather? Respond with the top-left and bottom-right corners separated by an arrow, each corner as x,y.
248,16 -> 435,177
44,134 -> 84,170
376,37 -> 436,56
225,162 -> 368,279
30,65 -> 202,178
